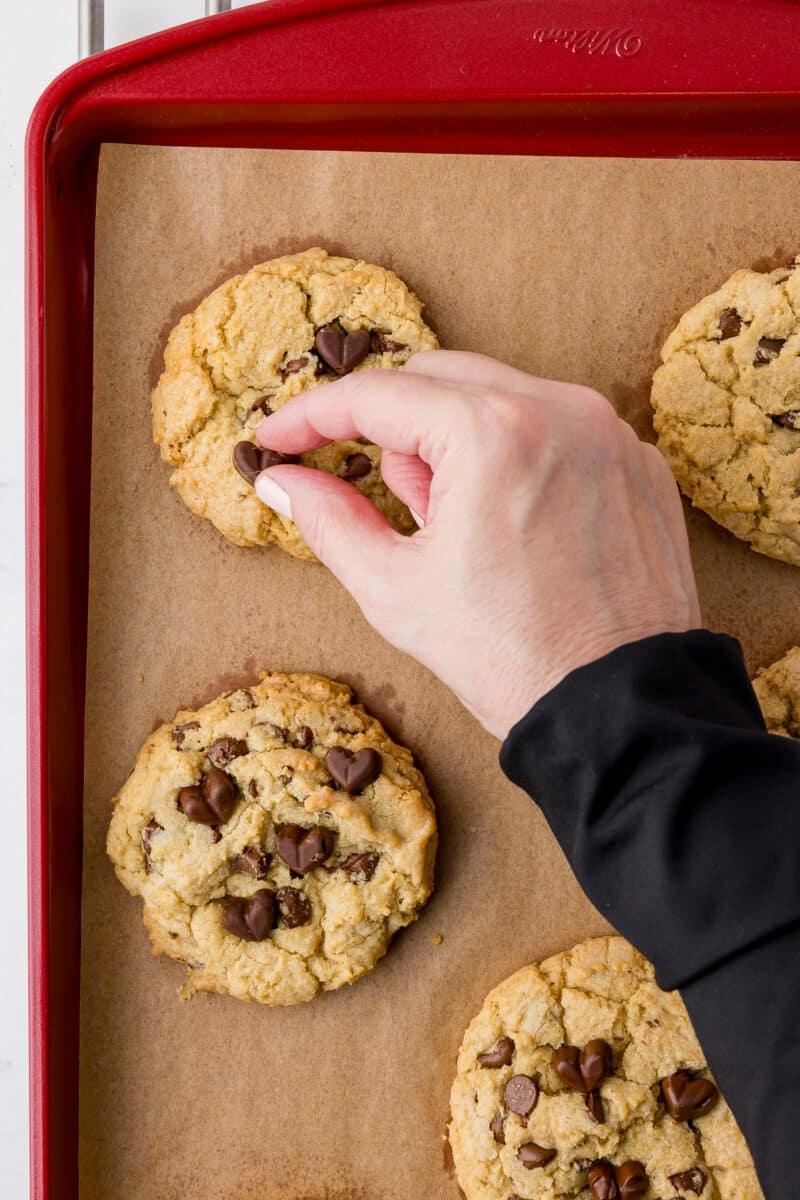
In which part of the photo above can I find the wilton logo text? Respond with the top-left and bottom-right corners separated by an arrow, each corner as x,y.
532,28 -> 644,58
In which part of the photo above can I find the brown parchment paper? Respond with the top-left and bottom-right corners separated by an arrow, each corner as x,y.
81,145 -> 800,1200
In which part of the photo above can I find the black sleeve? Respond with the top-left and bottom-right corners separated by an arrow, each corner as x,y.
499,630 -> 800,1200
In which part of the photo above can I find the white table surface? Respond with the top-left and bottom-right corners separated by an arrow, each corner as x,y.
1,3 -> 254,1194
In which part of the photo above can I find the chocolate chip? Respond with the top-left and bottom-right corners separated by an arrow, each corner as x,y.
172,720 -> 200,747
669,1168 -> 707,1194
314,326 -> 371,374
339,452 -> 372,481
293,725 -> 313,748
372,331 -> 407,354
258,722 -> 289,740
142,819 -> 163,873
338,851 -> 380,883
718,308 -> 742,339
281,356 -> 309,376
615,1161 -> 648,1198
233,441 -> 298,486
661,1071 -> 718,1121
222,889 -> 276,941
477,1036 -> 515,1068
210,828 -> 222,844
489,1113 -> 505,1144
178,767 -> 237,825
249,396 -> 273,418
325,746 -> 383,792
585,1091 -> 605,1123
207,736 -> 248,767
518,1143 -> 556,1169
554,1039 -> 612,1093
754,336 -> 785,365
275,824 -> 334,874
588,1162 -> 618,1200
504,1074 -> 539,1117
249,779 -> 259,798
276,885 -> 312,927
773,411 -> 800,429
232,845 -> 272,879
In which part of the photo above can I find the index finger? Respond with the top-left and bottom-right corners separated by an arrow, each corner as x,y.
255,368 -> 470,466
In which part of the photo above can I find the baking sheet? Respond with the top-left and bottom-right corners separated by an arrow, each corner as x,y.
82,146 -> 800,1199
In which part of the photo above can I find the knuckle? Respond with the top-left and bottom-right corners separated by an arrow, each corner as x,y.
570,384 -> 616,423
482,389 -> 532,439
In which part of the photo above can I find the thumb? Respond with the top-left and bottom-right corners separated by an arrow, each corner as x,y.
255,464 -> 402,592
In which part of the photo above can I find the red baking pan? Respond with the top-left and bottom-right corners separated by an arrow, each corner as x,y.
24,2 -> 800,1197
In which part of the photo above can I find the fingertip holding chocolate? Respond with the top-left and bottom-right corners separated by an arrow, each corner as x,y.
255,472 -> 293,519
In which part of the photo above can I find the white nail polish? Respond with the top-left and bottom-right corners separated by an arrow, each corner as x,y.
410,508 -> 425,528
255,473 -> 292,519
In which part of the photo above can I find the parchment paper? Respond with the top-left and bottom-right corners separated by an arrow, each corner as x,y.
81,145 -> 800,1200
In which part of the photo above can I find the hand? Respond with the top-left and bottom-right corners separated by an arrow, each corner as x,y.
254,351 -> 701,739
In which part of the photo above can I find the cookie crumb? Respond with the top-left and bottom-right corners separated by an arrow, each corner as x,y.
432,933 -> 443,945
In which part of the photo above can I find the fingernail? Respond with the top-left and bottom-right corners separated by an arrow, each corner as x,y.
255,472 -> 292,519
410,508 -> 425,528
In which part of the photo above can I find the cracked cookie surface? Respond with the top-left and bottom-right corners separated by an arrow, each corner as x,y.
449,936 -> 762,1200
752,645 -> 800,737
106,672 -> 436,1005
152,247 -> 438,560
651,257 -> 800,564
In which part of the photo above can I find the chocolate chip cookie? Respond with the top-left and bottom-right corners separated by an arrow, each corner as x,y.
449,936 -> 762,1200
651,257 -> 800,564
152,247 -> 438,559
752,645 -> 800,737
106,672 -> 436,1005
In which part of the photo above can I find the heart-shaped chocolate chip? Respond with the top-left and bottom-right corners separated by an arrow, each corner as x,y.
614,1161 -> 648,1198
518,1143 -> 556,1169
553,1039 -> 612,1093
503,1074 -> 539,1117
661,1071 -> 718,1121
325,746 -> 383,793
178,767 -> 237,825
315,327 -> 371,374
477,1036 -> 515,1068
233,441 -> 298,486
587,1162 -> 618,1200
222,889 -> 276,941
207,736 -> 248,767
275,824 -> 334,874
